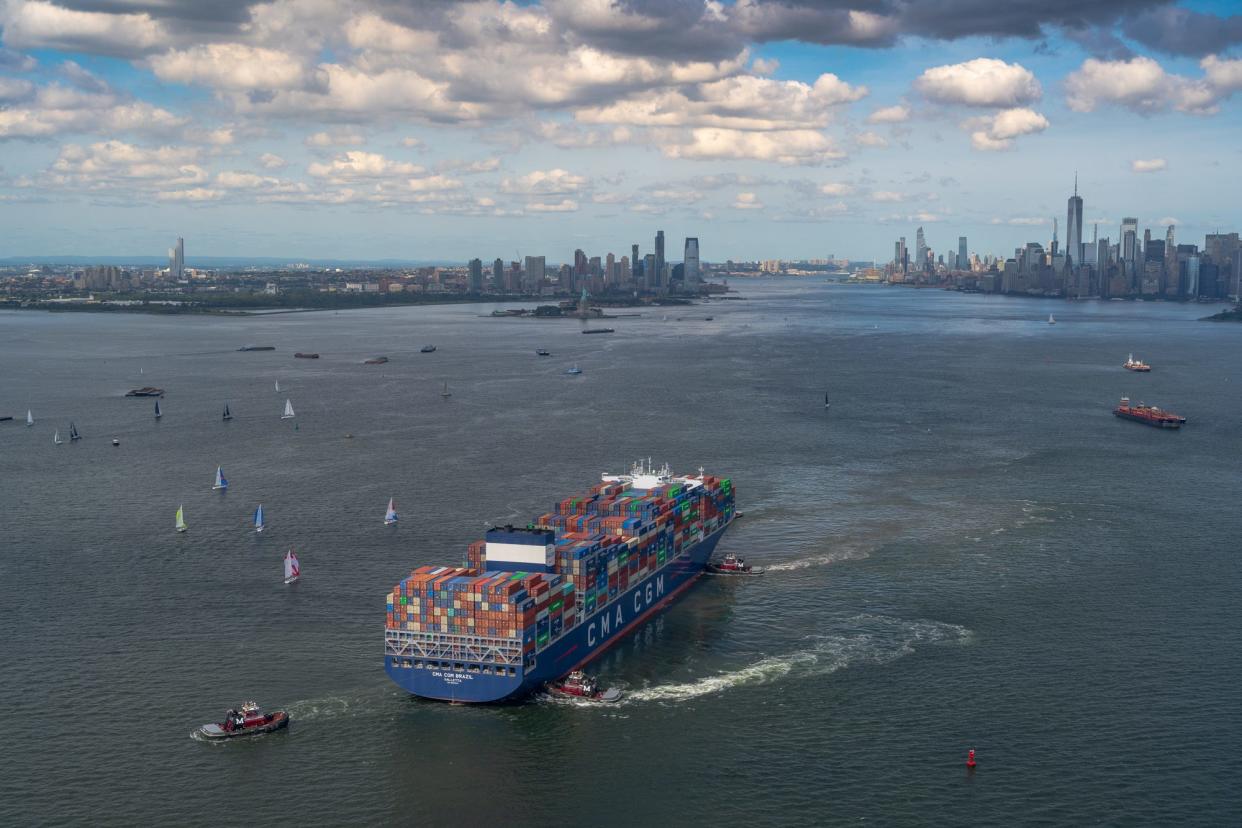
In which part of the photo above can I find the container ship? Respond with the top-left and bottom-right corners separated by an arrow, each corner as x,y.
1114,396 -> 1185,428
384,462 -> 735,703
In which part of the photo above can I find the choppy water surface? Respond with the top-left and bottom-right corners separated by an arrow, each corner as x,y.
2,282 -> 1240,826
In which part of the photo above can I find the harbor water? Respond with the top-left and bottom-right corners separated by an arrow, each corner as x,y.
2,281 -> 1240,826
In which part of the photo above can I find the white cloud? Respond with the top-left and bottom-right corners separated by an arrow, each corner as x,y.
733,191 -> 764,209
39,141 -> 207,192
867,104 -> 910,123
307,151 -> 424,182
1131,158 -> 1167,173
400,137 -> 425,149
967,107 -> 1049,151
438,157 -> 501,175
870,190 -> 904,202
149,44 -> 321,93
658,128 -> 845,165
527,199 -> 578,212
258,152 -> 287,170
1064,56 -> 1223,115
0,84 -> 186,139
305,129 -> 366,148
215,171 -> 275,189
156,188 -> 224,202
2,0 -> 167,56
751,57 -> 779,76
0,77 -> 34,102
818,182 -> 854,196
500,168 -> 588,195
916,58 -> 1041,107
855,131 -> 888,147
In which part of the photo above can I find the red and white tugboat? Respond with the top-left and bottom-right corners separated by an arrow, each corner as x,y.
547,670 -> 622,703
197,701 -> 289,739
706,554 -> 762,576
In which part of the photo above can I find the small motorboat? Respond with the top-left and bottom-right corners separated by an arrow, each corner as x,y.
111,438 -> 120,447
548,670 -> 622,703
705,554 -> 762,575
536,349 -> 551,356
420,345 -> 437,353
565,364 -> 582,375
197,701 -> 289,739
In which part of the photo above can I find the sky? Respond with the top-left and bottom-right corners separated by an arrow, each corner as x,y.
1,0 -> 1241,264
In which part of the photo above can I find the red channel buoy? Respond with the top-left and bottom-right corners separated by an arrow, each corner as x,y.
966,749 -> 977,770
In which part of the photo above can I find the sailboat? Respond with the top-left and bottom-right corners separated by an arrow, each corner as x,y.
275,380 -> 280,392
213,466 -> 229,491
384,498 -> 398,526
1048,313 -> 1056,325
53,429 -> 63,445
26,409 -> 33,427
154,399 -> 162,419
254,503 -> 266,533
824,391 -> 831,410
281,399 -> 295,419
222,404 -> 233,421
566,363 -> 582,375
284,550 -> 300,584
440,381 -> 451,398
69,422 -> 81,441
176,505 -> 188,533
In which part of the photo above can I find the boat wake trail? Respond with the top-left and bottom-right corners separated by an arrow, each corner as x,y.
625,615 -> 971,704
285,687 -> 395,722
765,540 -> 876,571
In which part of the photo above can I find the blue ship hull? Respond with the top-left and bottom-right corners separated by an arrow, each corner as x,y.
385,522 -> 730,703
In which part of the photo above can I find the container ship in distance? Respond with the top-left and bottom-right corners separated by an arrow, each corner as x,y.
384,462 -> 736,703
1114,397 -> 1185,428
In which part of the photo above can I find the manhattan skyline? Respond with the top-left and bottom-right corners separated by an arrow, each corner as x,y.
1,0 -> 1241,260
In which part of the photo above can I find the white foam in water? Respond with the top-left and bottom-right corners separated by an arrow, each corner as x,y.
765,541 -> 876,571
625,616 -> 971,705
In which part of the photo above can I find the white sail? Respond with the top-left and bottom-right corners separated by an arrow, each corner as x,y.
155,399 -> 162,418
275,380 -> 280,392
53,430 -> 62,445
176,505 -> 188,533
385,497 -> 398,525
282,399 -> 295,419
254,503 -> 265,532
284,550 -> 300,583
26,409 -> 33,426
213,466 -> 228,490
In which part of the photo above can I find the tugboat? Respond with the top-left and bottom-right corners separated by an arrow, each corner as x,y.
547,670 -> 622,703
706,554 -> 762,575
197,701 -> 289,740
1123,354 -> 1152,372
420,345 -> 437,353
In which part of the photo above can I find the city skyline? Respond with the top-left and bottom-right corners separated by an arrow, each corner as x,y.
1,1 -> 1241,259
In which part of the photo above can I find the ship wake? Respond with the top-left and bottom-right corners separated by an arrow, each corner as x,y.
624,615 -> 971,704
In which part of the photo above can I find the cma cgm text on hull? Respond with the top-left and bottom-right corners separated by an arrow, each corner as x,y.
384,462 -> 736,703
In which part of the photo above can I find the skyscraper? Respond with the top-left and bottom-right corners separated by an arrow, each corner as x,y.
492,258 -> 504,291
683,237 -> 700,284
524,255 -> 545,293
1121,217 -> 1138,263
654,231 -> 665,287
168,236 -> 184,280
915,226 -> 926,271
631,244 -> 639,281
957,236 -> 968,270
468,258 -> 483,292
605,252 -> 615,286
1065,177 -> 1083,266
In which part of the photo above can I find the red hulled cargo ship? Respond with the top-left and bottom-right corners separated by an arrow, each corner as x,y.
1114,397 -> 1185,429
384,462 -> 735,703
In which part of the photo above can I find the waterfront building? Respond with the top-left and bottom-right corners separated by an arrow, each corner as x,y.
684,237 -> 700,284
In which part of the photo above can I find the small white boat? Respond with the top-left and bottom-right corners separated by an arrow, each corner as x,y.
26,409 -> 33,427
254,503 -> 265,533
281,399 -> 295,419
284,550 -> 300,584
212,466 -> 228,491
1048,314 -> 1056,325
222,404 -> 233,421
176,505 -> 188,533
566,364 -> 582,375
53,429 -> 63,445
440,381 -> 451,398
384,498 -> 398,526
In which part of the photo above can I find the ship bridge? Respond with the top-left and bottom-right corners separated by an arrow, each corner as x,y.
602,458 -> 706,493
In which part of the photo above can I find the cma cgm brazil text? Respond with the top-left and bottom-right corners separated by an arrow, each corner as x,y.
384,462 -> 736,702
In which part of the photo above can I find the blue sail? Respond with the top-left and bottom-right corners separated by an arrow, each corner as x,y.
254,504 -> 265,530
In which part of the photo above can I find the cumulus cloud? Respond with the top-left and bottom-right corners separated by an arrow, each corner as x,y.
732,191 -> 764,209
527,199 -> 578,212
0,83 -> 186,139
1063,55 -> 1234,115
916,58 -> 1041,107
867,104 -> 910,123
967,107 -> 1049,151
305,129 -> 367,148
258,152 -> 287,170
658,128 -> 845,165
307,150 -> 424,182
149,44 -> 324,93
40,140 -> 207,191
818,182 -> 854,196
855,131 -> 888,148
1131,158 -> 1167,173
2,0 -> 168,56
0,77 -> 35,103
500,168 -> 588,195
870,190 -> 903,202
